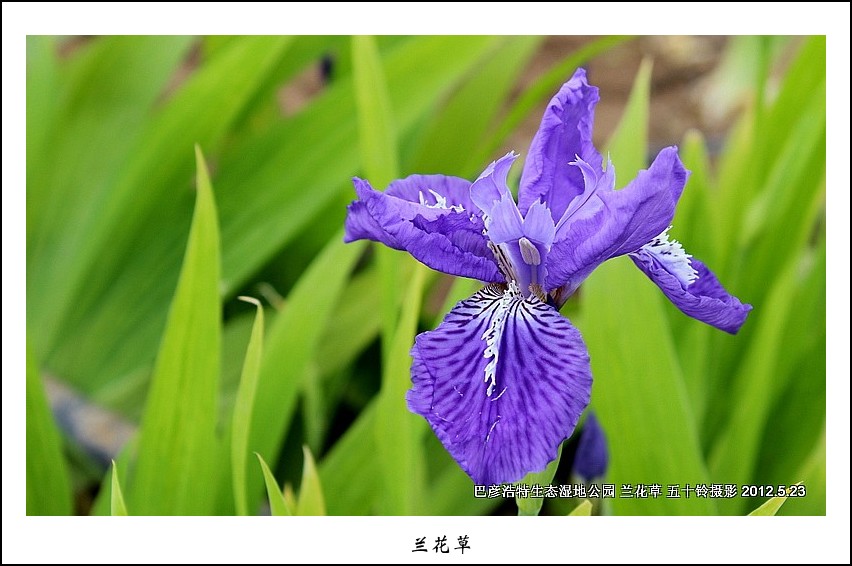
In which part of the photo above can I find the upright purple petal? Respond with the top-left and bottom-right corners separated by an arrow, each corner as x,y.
518,68 -> 603,222
546,147 -> 689,294
630,249 -> 752,334
470,152 -> 519,226
344,177 -> 502,282
407,284 -> 592,486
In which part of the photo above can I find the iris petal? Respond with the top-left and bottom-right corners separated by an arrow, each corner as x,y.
518,68 -> 603,222
546,147 -> 689,294
344,177 -> 503,282
470,151 -> 521,233
386,173 -> 477,213
630,251 -> 752,334
407,285 -> 592,485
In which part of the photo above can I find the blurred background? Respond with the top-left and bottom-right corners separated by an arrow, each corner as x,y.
26,35 -> 825,516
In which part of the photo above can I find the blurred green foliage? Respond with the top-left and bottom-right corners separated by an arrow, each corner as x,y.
26,35 -> 824,516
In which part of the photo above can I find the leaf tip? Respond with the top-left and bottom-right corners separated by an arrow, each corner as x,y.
238,295 -> 262,308
568,499 -> 593,516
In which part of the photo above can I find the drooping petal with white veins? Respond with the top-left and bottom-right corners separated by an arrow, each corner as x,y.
344,177 -> 503,282
546,147 -> 689,295
518,68 -> 603,222
629,245 -> 752,334
407,284 -> 592,486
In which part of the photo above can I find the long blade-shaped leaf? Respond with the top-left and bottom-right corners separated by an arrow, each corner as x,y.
127,147 -> 221,515
26,342 -> 72,515
583,259 -> 713,515
669,130 -> 715,427
708,255 -> 801,514
319,402 -> 379,515
255,453 -> 291,516
28,36 -> 194,356
701,37 -> 825,457
218,36 -> 502,293
315,266 -> 383,378
755,236 -> 825,495
231,297 -> 265,515
778,428 -> 825,516
45,36 -> 291,393
352,35 -> 399,188
606,57 -> 652,188
375,266 -> 428,515
88,441 -> 134,516
25,35 -> 60,228
296,446 -> 326,516
352,34 -> 402,361
412,36 -> 541,175
47,37 -> 502,408
582,61 -> 713,514
110,460 -> 128,516
245,235 -> 365,513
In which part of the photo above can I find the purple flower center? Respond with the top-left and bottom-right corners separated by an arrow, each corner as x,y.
470,151 -> 556,300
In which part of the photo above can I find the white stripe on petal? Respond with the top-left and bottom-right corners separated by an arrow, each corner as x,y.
481,281 -> 520,396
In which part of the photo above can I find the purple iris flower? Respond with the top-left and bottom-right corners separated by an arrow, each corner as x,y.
344,69 -> 752,486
